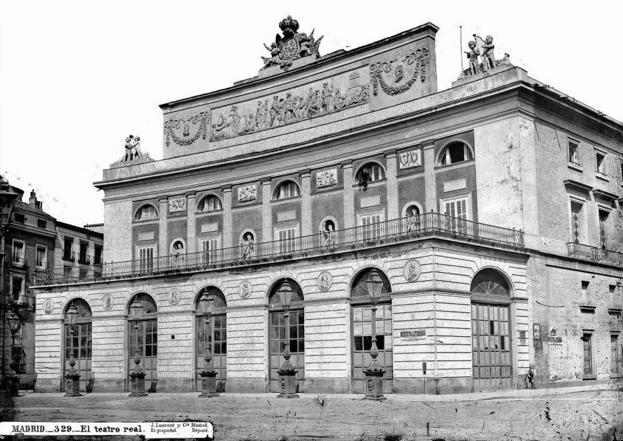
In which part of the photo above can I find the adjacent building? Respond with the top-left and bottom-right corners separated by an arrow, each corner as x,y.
33,19 -> 623,394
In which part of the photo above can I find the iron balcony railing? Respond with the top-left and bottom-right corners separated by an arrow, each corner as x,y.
35,212 -> 525,285
567,242 -> 623,267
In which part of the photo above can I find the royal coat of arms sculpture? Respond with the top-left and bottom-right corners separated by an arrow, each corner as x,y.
261,15 -> 323,71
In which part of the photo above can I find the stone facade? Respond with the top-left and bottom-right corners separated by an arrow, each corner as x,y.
33,19 -> 623,394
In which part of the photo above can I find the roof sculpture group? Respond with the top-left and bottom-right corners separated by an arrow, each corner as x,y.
261,15 -> 323,71
461,34 -> 510,77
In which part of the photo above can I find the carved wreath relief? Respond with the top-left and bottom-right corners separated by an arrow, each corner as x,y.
370,48 -> 430,96
164,112 -> 209,147
210,71 -> 370,142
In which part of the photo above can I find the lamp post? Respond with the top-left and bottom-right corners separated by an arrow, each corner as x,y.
64,305 -> 81,397
128,300 -> 146,397
363,269 -> 386,401
277,280 -> 298,398
5,311 -> 21,397
198,292 -> 218,398
0,176 -> 20,395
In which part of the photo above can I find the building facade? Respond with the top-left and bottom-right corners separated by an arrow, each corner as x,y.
33,19 -> 623,394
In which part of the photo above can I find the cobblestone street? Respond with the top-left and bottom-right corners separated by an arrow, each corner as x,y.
1,384 -> 622,440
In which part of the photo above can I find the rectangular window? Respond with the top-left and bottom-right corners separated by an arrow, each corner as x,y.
79,241 -> 89,264
360,213 -> 383,242
277,227 -> 297,253
35,245 -> 47,268
598,210 -> 609,250
568,140 -> 579,165
596,151 -> 606,175
201,237 -> 220,264
94,245 -> 102,265
63,236 -> 74,260
611,333 -> 622,376
443,197 -> 468,235
11,240 -> 25,264
63,266 -> 72,279
11,276 -> 24,302
570,201 -> 583,243
138,246 -> 155,273
14,213 -> 24,223
582,332 -> 594,377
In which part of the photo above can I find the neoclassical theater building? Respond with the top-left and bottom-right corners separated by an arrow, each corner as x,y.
33,19 -> 623,394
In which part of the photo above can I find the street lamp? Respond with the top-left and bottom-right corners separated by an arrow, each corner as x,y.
277,279 -> 298,398
4,311 -> 21,396
0,176 -> 21,395
64,304 -> 81,396
198,292 -> 218,398
128,299 -> 146,397
363,269 -> 386,401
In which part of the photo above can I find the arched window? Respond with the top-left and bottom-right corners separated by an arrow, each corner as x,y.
268,279 -> 305,392
127,293 -> 158,388
273,181 -> 300,200
355,162 -> 386,185
197,195 -> 222,213
438,141 -> 474,166
470,268 -> 512,390
63,298 -> 92,392
134,204 -> 158,221
195,287 -> 227,392
350,268 -> 392,394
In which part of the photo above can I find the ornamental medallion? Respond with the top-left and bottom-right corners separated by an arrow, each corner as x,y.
317,271 -> 332,291
403,259 -> 421,282
239,281 -> 252,299
43,299 -> 53,314
102,294 -> 113,310
169,289 -> 180,305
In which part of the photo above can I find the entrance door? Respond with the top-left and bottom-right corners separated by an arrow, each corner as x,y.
269,308 -> 305,392
128,319 -> 157,386
471,303 -> 511,390
63,322 -> 92,391
352,303 -> 393,393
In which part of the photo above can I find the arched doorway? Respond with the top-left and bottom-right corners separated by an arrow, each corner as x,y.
63,298 -> 92,391
195,287 -> 227,392
470,268 -> 512,390
127,293 -> 157,391
268,278 -> 305,392
351,268 -> 393,393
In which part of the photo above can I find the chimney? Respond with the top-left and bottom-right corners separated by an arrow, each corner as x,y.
29,189 -> 42,210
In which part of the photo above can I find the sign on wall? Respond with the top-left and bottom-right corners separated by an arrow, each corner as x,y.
400,329 -> 427,340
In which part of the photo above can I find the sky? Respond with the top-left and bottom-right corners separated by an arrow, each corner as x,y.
1,1 -> 622,227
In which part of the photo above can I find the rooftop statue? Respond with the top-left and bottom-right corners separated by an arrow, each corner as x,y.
261,15 -> 323,71
459,34 -> 511,78
123,134 -> 143,162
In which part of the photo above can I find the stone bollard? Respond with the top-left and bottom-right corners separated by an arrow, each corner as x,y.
363,367 -> 386,401
129,354 -> 147,397
64,358 -> 81,397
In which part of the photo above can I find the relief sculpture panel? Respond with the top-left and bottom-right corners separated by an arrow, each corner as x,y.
164,111 -> 210,147
210,68 -> 370,142
370,48 -> 430,96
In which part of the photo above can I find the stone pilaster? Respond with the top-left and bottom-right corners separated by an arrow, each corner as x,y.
159,198 -> 168,259
222,186 -> 232,249
186,193 -> 196,255
423,141 -> 437,212
301,170 -> 311,236
385,151 -> 398,220
262,180 -> 272,242
342,162 -> 354,229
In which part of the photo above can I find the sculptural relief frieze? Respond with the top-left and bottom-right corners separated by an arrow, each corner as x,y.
370,48 -> 430,96
164,111 -> 209,147
210,70 -> 370,142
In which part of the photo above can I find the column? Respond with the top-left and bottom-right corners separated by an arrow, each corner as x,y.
300,170 -> 312,236
385,151 -> 398,220
186,192 -> 197,255
423,141 -> 437,212
158,198 -> 168,261
262,180 -> 272,243
222,186 -> 232,249
342,162 -> 354,229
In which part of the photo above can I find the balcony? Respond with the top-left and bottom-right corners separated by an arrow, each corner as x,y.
36,212 -> 525,285
567,242 -> 623,267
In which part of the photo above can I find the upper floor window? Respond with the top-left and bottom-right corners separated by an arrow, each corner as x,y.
94,245 -> 103,265
14,213 -> 24,223
273,180 -> 300,200
596,151 -> 606,175
570,200 -> 584,244
12,240 -> 25,264
134,204 -> 158,221
438,141 -> 473,166
35,245 -> 47,268
79,241 -> 89,265
599,210 -> 610,250
37,219 -> 47,229
356,162 -> 386,190
63,236 -> 74,260
568,140 -> 580,166
197,195 -> 223,213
